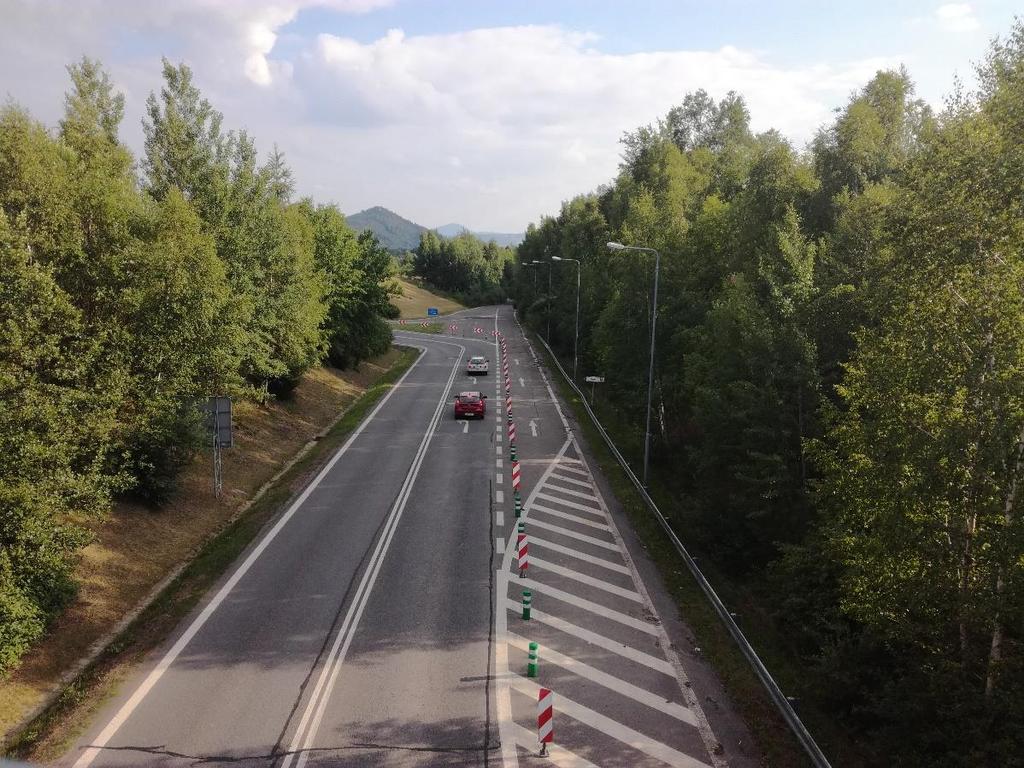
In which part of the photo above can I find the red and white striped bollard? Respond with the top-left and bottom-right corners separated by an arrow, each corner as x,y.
517,528 -> 529,577
538,688 -> 553,756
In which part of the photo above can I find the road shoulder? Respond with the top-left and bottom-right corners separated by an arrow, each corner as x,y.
522,327 -> 764,768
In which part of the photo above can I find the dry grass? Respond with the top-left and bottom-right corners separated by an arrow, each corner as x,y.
391,276 -> 463,318
0,349 -> 400,739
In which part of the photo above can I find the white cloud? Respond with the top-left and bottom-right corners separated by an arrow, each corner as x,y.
289,25 -> 896,228
935,3 -> 981,32
0,5 -> 902,231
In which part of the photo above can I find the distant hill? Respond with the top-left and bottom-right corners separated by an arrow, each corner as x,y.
346,206 -> 427,252
435,223 -> 523,248
346,207 -> 523,251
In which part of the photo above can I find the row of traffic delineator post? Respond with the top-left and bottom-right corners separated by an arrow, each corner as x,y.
497,328 -> 554,757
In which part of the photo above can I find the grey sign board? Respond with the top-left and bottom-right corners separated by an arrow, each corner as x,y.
201,396 -> 233,448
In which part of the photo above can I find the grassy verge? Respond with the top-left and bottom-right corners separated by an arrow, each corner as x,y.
392,277 -> 463,318
390,321 -> 446,334
526,329 -> 813,768
3,347 -> 419,764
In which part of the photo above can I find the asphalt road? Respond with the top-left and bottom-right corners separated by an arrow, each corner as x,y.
61,304 -> 753,768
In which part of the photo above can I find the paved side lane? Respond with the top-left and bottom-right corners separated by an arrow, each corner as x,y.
493,308 -> 725,768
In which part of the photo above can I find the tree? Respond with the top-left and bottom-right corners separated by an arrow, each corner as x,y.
810,68 -> 932,232
0,207 -> 113,671
60,56 -> 125,150
142,59 -> 229,217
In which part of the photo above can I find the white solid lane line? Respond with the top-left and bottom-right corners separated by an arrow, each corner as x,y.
529,504 -> 611,532
525,518 -> 621,551
71,347 -> 430,768
528,557 -> 643,602
552,463 -> 588,477
509,677 -> 713,768
543,484 -> 600,502
510,723 -> 598,768
535,492 -> 604,516
528,536 -> 631,574
284,344 -> 466,768
548,473 -> 594,489
506,601 -> 673,674
517,578 -> 655,634
505,633 -> 697,726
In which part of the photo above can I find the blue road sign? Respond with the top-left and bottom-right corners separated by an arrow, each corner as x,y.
427,307 -> 439,316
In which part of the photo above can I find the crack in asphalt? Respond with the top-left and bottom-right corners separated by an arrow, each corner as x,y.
90,740 -> 502,765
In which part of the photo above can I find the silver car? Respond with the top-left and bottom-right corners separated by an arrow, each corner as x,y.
466,355 -> 489,375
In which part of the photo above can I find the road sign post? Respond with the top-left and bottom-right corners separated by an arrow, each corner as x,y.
200,396 -> 232,498
584,375 -> 605,405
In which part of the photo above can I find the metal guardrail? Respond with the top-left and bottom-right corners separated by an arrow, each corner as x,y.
534,333 -> 832,768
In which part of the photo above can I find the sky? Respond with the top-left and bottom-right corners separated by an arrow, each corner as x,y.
1,1 -> 1020,232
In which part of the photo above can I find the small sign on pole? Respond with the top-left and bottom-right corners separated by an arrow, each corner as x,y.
200,397 -> 232,498
584,375 -> 605,405
427,307 -> 439,316
201,396 -> 233,448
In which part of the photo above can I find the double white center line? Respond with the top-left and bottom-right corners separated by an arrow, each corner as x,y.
281,346 -> 465,768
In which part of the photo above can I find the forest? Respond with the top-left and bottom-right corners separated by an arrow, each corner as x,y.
513,22 -> 1024,766
0,58 -> 395,672
411,228 -> 515,305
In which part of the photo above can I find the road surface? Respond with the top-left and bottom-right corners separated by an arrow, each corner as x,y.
62,305 -> 751,767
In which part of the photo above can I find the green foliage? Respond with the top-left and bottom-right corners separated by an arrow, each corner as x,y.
0,207 -> 112,669
412,229 -> 513,304
0,56 -> 394,672
514,22 -> 1024,764
304,204 -> 397,369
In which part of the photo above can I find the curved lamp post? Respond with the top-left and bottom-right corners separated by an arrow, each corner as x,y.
607,241 -> 660,488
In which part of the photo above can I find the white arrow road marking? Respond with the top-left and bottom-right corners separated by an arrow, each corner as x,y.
459,419 -> 469,433
519,377 -> 525,387
514,358 -> 519,365
529,419 -> 539,437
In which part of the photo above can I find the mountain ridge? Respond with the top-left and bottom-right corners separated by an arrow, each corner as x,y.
346,206 -> 522,251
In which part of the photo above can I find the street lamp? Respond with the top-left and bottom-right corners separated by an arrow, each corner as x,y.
524,260 -> 540,292
607,241 -> 661,489
552,256 -> 581,380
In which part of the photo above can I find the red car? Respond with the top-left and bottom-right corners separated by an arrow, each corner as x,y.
454,391 -> 487,419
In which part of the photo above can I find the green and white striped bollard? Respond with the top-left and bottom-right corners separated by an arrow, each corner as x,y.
522,590 -> 532,620
527,641 -> 539,677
